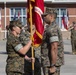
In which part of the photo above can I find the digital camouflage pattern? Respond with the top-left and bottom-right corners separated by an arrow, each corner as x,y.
42,7 -> 57,16
19,26 -> 41,59
71,26 -> 76,54
6,72 -> 24,75
19,30 -> 31,46
41,21 -> 64,67
19,27 -> 41,75
6,33 -> 24,75
34,46 -> 41,61
41,21 -> 64,75
15,19 -> 22,28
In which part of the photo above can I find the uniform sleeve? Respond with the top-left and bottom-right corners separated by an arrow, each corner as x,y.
19,31 -> 30,45
11,38 -> 23,52
49,26 -> 59,43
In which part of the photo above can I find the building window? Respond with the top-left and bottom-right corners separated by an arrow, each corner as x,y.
56,8 -> 67,30
10,7 -> 27,26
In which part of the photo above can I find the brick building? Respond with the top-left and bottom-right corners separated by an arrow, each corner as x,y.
0,0 -> 76,40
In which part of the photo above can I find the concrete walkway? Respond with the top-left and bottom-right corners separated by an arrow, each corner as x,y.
61,40 -> 76,75
0,40 -> 7,75
0,39 -> 76,75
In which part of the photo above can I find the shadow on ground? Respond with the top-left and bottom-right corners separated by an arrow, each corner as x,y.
0,52 -> 7,54
64,51 -> 72,55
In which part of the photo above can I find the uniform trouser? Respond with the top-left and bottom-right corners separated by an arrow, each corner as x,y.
24,58 -> 41,75
71,39 -> 76,53
43,66 -> 60,75
6,71 -> 24,75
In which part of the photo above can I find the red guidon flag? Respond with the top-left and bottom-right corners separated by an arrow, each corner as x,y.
27,0 -> 44,47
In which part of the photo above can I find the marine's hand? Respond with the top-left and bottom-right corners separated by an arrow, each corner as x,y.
25,55 -> 31,62
25,55 -> 35,62
28,57 -> 35,63
49,66 -> 56,73
31,57 -> 35,63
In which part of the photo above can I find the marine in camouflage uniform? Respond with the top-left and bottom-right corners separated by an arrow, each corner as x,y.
6,20 -> 25,75
19,25 -> 41,75
6,19 -> 32,75
41,8 -> 64,75
70,22 -> 76,54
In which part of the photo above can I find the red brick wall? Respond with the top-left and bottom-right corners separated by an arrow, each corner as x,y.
0,3 -> 76,40
67,8 -> 76,24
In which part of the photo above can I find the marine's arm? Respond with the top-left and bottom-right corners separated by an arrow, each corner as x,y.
50,42 -> 58,66
49,26 -> 59,73
18,40 -> 32,55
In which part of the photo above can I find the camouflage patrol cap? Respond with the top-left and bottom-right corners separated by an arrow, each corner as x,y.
10,19 -> 22,28
15,19 -> 22,28
9,20 -> 16,30
10,20 -> 16,26
42,7 -> 57,16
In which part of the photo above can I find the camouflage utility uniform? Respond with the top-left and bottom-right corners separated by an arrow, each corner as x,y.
71,26 -> 76,54
19,29 -> 41,75
6,33 -> 24,75
41,21 -> 64,75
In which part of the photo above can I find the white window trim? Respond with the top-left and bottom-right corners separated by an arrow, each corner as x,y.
9,7 -> 27,26
56,8 -> 67,31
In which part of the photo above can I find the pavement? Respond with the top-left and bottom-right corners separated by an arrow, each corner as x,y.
0,39 -> 76,75
0,40 -> 7,75
61,40 -> 76,75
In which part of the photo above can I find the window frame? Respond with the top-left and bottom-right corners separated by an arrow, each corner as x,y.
10,7 -> 27,26
56,8 -> 67,30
